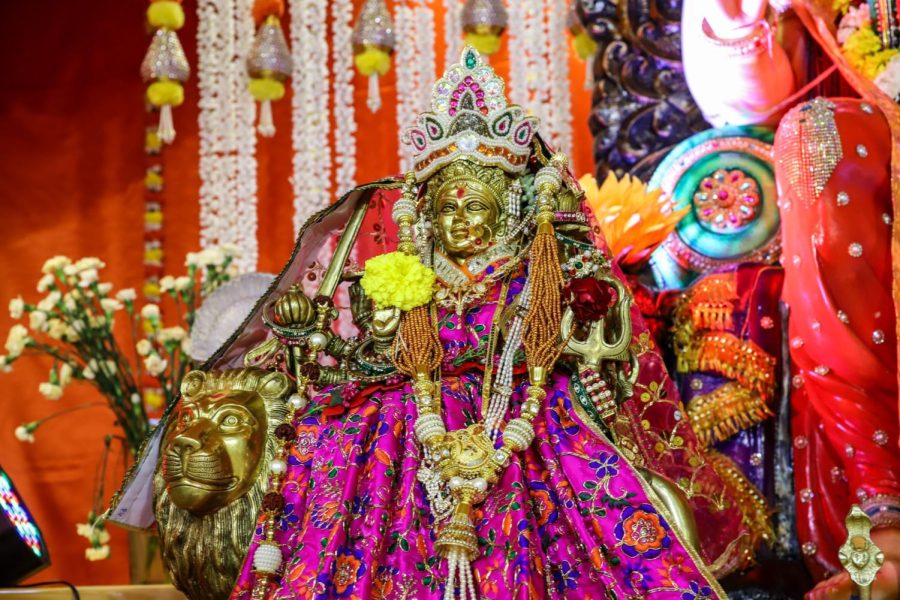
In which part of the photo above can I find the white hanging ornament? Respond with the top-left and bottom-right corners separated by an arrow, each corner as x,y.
352,0 -> 396,113
247,13 -> 293,137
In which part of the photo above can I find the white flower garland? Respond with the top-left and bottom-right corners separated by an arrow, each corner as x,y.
197,0 -> 259,274
546,0 -> 572,156
395,3 -> 418,173
415,5 -> 437,110
290,0 -> 332,235
332,0 -> 357,197
442,0 -> 463,70
506,0 -> 528,107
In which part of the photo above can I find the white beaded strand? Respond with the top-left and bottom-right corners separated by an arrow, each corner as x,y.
332,0 -> 357,197
289,0 -> 332,235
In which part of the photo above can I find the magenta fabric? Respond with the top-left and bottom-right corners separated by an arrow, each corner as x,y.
231,266 -> 722,599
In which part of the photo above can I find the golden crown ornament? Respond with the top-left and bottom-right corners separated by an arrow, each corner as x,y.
404,47 -> 539,182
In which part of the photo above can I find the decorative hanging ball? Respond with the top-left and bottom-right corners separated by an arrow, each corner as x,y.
352,0 -> 395,113
147,1 -> 186,30
141,2 -> 190,145
566,4 -> 597,90
247,2 -> 292,138
461,0 -> 508,56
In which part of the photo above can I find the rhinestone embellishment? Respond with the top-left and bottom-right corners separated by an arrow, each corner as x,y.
856,144 -> 868,158
848,243 -> 863,258
802,541 -> 817,556
873,329 -> 885,344
836,191 -> 849,206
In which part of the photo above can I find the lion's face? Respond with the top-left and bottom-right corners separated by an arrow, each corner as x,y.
161,389 -> 267,516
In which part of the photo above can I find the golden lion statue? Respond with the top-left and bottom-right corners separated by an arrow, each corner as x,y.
153,368 -> 289,599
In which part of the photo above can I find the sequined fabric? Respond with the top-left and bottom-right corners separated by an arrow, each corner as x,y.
351,0 -> 395,49
140,28 -> 190,83
247,19 -> 292,80
775,98 -> 842,204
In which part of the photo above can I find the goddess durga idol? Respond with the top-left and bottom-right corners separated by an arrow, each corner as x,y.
110,49 -> 766,599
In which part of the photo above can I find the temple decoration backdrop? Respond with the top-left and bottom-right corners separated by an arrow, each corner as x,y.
0,0 -> 595,585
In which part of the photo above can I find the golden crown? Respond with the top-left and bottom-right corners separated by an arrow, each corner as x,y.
403,47 -> 539,182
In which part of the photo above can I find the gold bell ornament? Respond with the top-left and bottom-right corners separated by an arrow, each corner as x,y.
462,0 -> 508,56
567,3 -> 598,90
141,0 -> 190,144
247,0 -> 293,137
352,0 -> 396,113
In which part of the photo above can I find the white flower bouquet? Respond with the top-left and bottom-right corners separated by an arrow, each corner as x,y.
2,246 -> 239,559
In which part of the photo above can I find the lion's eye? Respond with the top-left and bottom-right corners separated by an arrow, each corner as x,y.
222,415 -> 240,427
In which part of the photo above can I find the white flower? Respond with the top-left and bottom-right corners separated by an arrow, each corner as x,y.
38,382 -> 63,400
73,257 -> 105,272
29,310 -> 48,332
159,276 -> 176,292
185,252 -> 199,267
837,5 -> 871,44
174,276 -> 192,292
97,283 -> 113,295
158,326 -> 186,344
0,355 -> 12,373
5,325 -> 30,357
37,274 -> 55,293
181,336 -> 193,356
141,304 -> 160,320
220,243 -> 242,258
62,293 -> 77,311
100,298 -> 122,313
14,424 -> 35,443
59,363 -> 73,386
46,319 -> 66,340
136,339 -> 153,356
76,523 -> 92,540
116,288 -> 137,302
875,55 -> 900,103
85,545 -> 110,561
63,264 -> 78,278
144,354 -> 168,376
81,360 -> 97,379
197,247 -> 226,267
78,269 -> 98,287
36,291 -> 61,313
8,296 -> 24,319
42,256 -> 71,274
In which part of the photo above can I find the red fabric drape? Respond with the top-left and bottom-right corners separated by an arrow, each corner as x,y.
0,0 -> 595,585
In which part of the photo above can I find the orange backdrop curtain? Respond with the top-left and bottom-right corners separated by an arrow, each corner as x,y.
0,0 -> 594,585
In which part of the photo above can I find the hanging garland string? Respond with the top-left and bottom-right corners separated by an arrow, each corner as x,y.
289,0 -> 332,235
141,0 -> 190,144
443,0 -> 464,69
197,0 -> 259,272
394,2 -> 418,173
333,0 -> 357,196
547,0 -> 573,156
248,0 -> 293,137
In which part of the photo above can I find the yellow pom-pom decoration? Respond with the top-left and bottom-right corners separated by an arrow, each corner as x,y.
464,31 -> 502,56
147,1 -> 186,30
354,47 -> 392,77
248,78 -> 286,102
360,251 -> 436,311
146,80 -> 184,107
572,30 -> 598,61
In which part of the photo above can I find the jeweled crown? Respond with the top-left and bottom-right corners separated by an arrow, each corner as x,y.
404,47 -> 539,181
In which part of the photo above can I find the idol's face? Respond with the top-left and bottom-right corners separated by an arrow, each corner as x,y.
161,390 -> 266,516
433,182 -> 503,262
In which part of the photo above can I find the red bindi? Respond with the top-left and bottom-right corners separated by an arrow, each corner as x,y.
456,187 -> 465,198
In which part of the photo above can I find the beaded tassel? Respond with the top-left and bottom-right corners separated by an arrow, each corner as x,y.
522,156 -> 566,373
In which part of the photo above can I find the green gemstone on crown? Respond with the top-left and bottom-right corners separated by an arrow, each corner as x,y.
465,50 -> 477,69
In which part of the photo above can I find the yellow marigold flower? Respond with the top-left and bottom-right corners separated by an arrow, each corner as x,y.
833,0 -> 852,14
842,27 -> 884,75
360,251 -> 435,311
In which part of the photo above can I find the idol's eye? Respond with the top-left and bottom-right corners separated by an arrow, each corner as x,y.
440,201 -> 457,213
466,200 -> 489,212
216,408 -> 252,432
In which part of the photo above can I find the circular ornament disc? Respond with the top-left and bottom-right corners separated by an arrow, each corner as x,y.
648,126 -> 780,289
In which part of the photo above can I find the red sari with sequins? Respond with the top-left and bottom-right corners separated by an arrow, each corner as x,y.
775,97 -> 900,578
